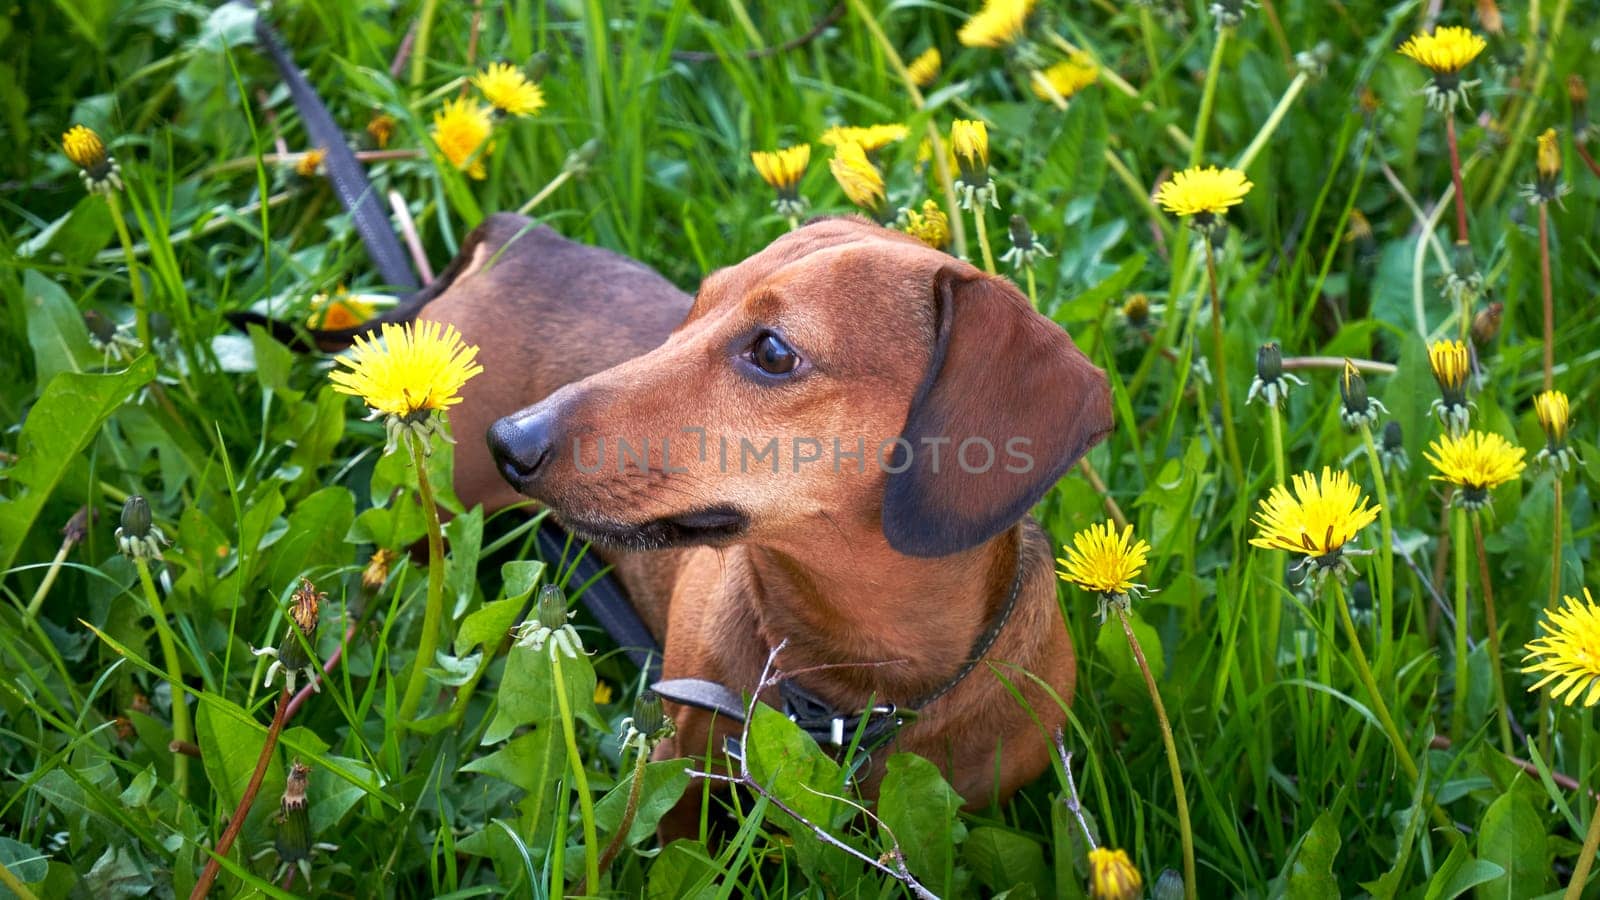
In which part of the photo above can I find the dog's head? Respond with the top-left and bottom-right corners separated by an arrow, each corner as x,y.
488,218 -> 1111,557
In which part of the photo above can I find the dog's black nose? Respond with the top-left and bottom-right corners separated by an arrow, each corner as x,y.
488,413 -> 555,491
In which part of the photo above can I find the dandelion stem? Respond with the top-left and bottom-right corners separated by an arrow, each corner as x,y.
1542,476 -> 1566,759
1203,237 -> 1245,490
1485,0 -> 1572,208
1568,766 -> 1600,900
549,649 -> 601,894
972,207 -> 997,274
134,557 -> 190,800
106,192 -> 150,350
515,168 -> 575,216
1025,265 -> 1038,309
1358,424 -> 1395,672
1264,405 -> 1287,671
1234,72 -> 1309,173
1539,203 -> 1555,390
592,738 -> 652,892
1116,608 -> 1195,900
1471,513 -> 1515,756
1044,32 -> 1193,152
1189,27 -> 1229,168
397,431 -> 448,726
1444,116 -> 1470,246
190,690 -> 291,900
24,537 -> 74,621
1452,505 -> 1470,742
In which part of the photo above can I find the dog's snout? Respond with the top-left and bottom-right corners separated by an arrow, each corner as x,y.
488,413 -> 555,492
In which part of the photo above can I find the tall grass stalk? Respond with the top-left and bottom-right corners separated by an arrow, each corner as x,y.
106,193 -> 151,349
1189,27 -> 1229,167
1451,505 -> 1470,741
396,431 -> 448,726
1568,750 -> 1600,900
1116,608 -> 1195,900
1202,237 -> 1244,489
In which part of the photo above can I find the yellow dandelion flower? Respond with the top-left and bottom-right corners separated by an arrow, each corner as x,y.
593,680 -> 615,705
1534,389 -> 1577,472
1397,25 -> 1487,75
362,548 -> 399,592
295,148 -> 326,178
1398,26 -> 1487,112
753,144 -> 811,217
906,47 -> 941,88
1537,128 -> 1562,178
950,119 -> 989,171
828,142 -> 887,220
902,198 -> 950,249
1032,55 -> 1099,102
330,320 -> 484,419
1425,430 -> 1526,509
1087,848 -> 1143,900
62,124 -> 121,194
1536,390 -> 1570,446
1155,165 -> 1253,220
472,62 -> 546,118
431,98 -> 495,179
1249,468 -> 1380,578
1056,521 -> 1151,602
1524,589 -> 1600,707
958,0 -> 1036,49
1428,339 -> 1472,433
818,123 -> 910,153
752,145 -> 810,191
367,113 -> 397,149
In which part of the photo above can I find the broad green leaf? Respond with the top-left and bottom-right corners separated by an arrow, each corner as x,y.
444,505 -> 484,612
455,595 -> 527,656
0,356 -> 155,573
463,728 -> 565,795
23,269 -> 99,384
18,195 -> 115,267
0,836 -> 48,885
1421,840 -> 1503,900
1477,790 -> 1550,898
266,486 -> 355,589
965,825 -> 1050,898
482,643 -> 603,744
743,702 -> 851,880
592,759 -> 693,850
1281,810 -> 1340,900
1094,609 -> 1165,705
878,753 -> 968,896
647,839 -> 719,900
196,699 -> 285,836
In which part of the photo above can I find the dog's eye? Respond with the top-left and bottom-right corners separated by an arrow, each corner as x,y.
750,332 -> 800,376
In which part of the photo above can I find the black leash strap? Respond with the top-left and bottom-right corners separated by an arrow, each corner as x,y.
243,1 -> 418,292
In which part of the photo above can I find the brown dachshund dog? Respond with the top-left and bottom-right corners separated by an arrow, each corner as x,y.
417,212 -> 1110,823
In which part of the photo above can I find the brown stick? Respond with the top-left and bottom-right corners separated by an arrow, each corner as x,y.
1429,734 -> 1588,795
189,690 -> 291,899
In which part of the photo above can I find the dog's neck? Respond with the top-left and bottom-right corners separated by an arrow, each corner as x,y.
739,523 -> 1027,708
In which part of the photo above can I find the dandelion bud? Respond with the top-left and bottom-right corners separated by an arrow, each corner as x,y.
84,310 -> 118,345
565,138 -> 603,175
999,214 -> 1051,270
149,312 -> 173,346
274,761 -> 315,877
1338,359 -> 1385,431
1208,0 -> 1256,30
1151,868 -> 1186,900
1570,75 -> 1590,138
536,584 -> 568,630
1534,389 -> 1578,472
1379,420 -> 1409,474
950,119 -> 997,209
1246,341 -> 1304,408
752,145 -> 811,219
63,505 -> 95,544
1121,294 -> 1151,329
626,690 -> 675,748
829,142 -> 890,223
1087,847 -> 1143,900
1428,340 -> 1473,435
115,495 -> 167,562
253,579 -> 324,695
62,124 -> 123,195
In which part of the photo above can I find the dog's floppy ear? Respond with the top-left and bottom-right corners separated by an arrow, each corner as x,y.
882,266 -> 1112,557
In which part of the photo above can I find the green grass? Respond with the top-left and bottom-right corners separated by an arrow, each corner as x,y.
3,0 -> 1600,896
